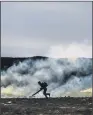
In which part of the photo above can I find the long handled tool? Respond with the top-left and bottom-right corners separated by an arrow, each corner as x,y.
31,89 -> 43,97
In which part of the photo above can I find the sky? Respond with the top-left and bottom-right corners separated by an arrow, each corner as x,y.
1,2 -> 92,58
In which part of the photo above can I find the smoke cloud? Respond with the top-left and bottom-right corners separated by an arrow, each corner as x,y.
46,43 -> 92,58
1,58 -> 92,98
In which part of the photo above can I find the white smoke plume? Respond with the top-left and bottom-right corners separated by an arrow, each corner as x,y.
46,43 -> 92,58
1,58 -> 92,98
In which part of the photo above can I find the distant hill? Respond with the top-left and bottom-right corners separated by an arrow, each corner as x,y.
1,56 -> 92,70
1,56 -> 48,70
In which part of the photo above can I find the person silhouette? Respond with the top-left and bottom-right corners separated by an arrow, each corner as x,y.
38,81 -> 50,99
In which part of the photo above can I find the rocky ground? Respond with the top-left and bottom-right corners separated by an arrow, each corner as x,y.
1,97 -> 92,115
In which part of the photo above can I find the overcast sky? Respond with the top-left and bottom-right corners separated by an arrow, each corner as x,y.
1,2 -> 92,58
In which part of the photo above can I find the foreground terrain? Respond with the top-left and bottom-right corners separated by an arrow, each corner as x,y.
1,97 -> 92,115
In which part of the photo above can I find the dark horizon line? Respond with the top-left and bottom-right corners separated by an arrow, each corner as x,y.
1,56 -> 92,59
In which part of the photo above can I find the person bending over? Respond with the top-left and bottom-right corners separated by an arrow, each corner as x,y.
38,81 -> 50,99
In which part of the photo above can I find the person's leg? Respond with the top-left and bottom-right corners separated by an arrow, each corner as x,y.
46,93 -> 50,97
45,88 -> 50,97
43,88 -> 48,99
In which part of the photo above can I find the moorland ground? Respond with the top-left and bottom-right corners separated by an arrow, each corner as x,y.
1,97 -> 92,115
